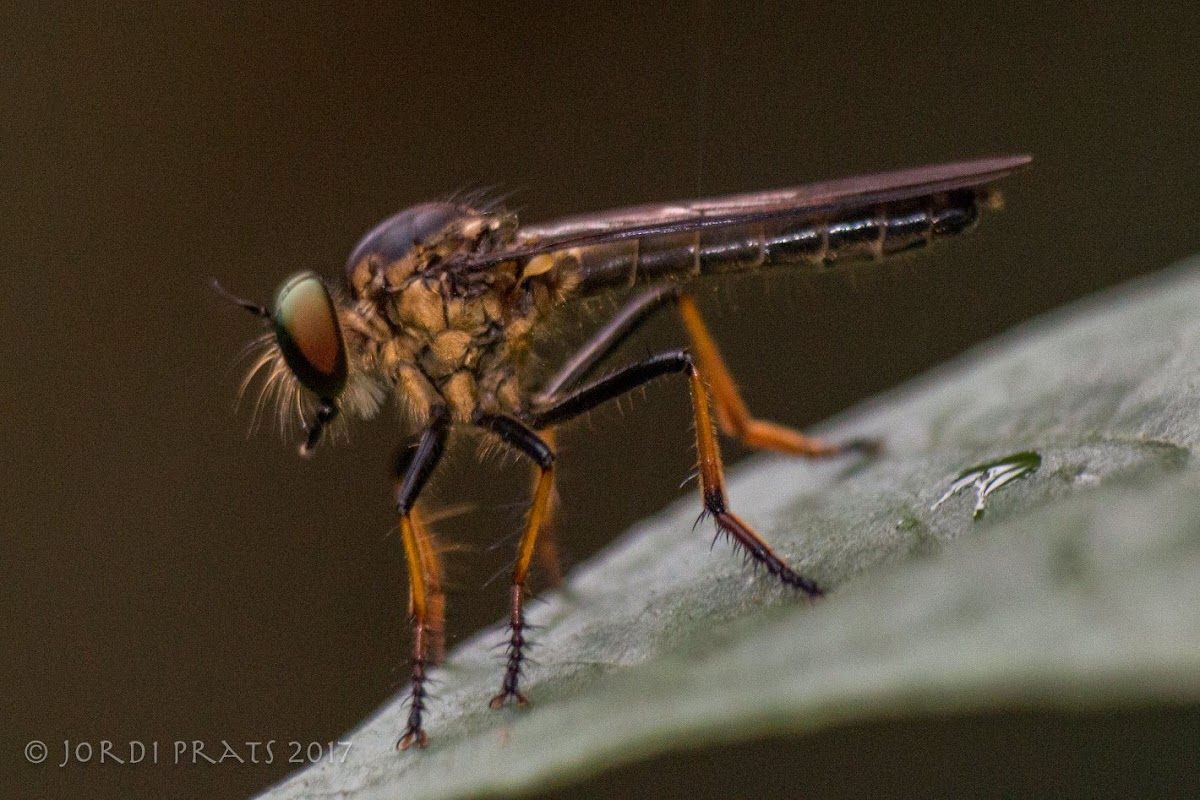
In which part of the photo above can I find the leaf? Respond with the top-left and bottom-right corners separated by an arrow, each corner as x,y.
261,259 -> 1200,799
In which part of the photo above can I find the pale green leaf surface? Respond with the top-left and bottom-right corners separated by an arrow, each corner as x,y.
262,258 -> 1200,800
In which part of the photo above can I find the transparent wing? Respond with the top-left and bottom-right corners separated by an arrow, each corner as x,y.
457,155 -> 1030,269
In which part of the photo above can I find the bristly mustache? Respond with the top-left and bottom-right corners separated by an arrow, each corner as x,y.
235,332 -> 304,440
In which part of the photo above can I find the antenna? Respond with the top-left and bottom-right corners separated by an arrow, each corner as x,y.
211,278 -> 270,319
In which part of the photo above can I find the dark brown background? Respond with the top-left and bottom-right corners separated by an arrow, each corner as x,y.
5,3 -> 1199,798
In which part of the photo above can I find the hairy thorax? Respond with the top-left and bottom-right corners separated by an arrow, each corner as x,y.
339,205 -> 576,425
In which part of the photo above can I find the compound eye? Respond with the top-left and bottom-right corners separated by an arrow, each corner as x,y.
272,272 -> 348,400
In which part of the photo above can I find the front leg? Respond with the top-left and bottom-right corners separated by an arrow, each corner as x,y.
394,409 -> 450,751
474,413 -> 556,708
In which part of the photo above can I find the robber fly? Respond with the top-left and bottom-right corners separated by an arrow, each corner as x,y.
216,154 -> 1030,748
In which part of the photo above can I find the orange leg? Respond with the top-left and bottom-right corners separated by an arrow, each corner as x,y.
677,293 -> 877,456
538,286 -> 875,458
684,364 -> 823,595
530,351 -> 823,597
473,414 -> 557,709
532,428 -> 564,587
393,414 -> 450,751
396,506 -> 441,750
491,457 -> 556,708
408,505 -> 445,664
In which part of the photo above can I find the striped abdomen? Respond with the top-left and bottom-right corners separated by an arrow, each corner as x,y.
565,188 -> 995,296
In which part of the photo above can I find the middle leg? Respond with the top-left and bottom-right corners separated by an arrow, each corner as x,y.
474,413 -> 557,708
531,427 -> 564,587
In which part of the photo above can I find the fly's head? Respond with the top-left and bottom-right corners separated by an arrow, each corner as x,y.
218,200 -> 516,455
216,272 -> 385,457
